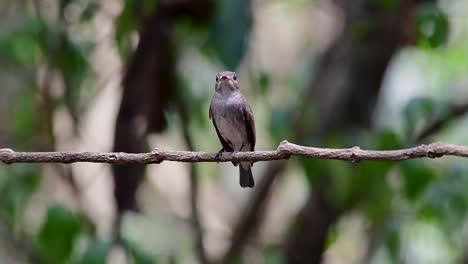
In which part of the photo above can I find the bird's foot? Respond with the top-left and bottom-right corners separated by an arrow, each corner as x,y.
215,148 -> 225,163
231,151 -> 239,166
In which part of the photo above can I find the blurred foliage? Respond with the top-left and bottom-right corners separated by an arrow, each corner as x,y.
77,239 -> 112,264
419,165 -> 468,230
115,0 -> 143,58
0,165 -> 41,228
37,205 -> 83,264
0,19 -> 43,66
402,97 -> 451,140
210,0 -> 251,69
417,3 -> 449,49
261,247 -> 283,264
121,238 -> 156,264
400,160 -> 435,201
52,32 -> 92,117
256,72 -> 270,95
372,0 -> 400,12
269,107 -> 292,144
12,87 -> 38,142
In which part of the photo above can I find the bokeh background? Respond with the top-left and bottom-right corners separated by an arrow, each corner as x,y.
1,0 -> 468,263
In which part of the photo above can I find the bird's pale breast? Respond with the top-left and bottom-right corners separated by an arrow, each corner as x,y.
211,95 -> 249,151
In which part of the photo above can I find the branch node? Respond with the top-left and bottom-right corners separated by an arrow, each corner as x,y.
277,140 -> 292,159
150,151 -> 163,164
0,148 -> 14,153
0,160 -> 12,165
426,143 -> 443,158
108,154 -> 118,161
278,140 -> 290,152
350,146 -> 361,163
0,148 -> 14,165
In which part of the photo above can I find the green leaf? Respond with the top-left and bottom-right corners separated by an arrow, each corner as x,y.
78,239 -> 112,264
416,4 -> 449,48
355,161 -> 393,221
324,225 -> 338,249
0,165 -> 41,226
142,0 -> 157,13
400,160 -> 435,201
386,226 -> 400,260
121,237 -> 156,264
50,32 -> 92,113
402,97 -> 447,139
374,130 -> 402,150
268,107 -> 291,144
167,254 -> 177,264
262,246 -> 283,264
2,32 -> 42,65
350,21 -> 374,40
12,87 -> 37,141
115,0 -> 140,57
177,77 -> 208,128
418,165 -> 468,230
0,18 -> 44,66
81,1 -> 98,21
59,0 -> 73,14
210,0 -> 251,69
372,0 -> 399,12
257,72 -> 270,95
37,205 -> 83,264
299,158 -> 323,187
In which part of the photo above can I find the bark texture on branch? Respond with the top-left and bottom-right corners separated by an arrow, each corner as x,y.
1,141 -> 467,165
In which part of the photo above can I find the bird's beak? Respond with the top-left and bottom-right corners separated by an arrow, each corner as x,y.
220,75 -> 229,81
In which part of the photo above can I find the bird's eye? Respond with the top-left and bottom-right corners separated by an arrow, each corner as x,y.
233,75 -> 237,80
216,76 -> 219,82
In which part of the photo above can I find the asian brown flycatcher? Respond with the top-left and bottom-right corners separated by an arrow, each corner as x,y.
209,71 -> 256,188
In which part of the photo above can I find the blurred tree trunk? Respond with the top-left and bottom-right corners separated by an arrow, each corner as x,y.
111,6 -> 215,264
284,1 -> 430,263
112,7 -> 175,215
112,0 -> 214,216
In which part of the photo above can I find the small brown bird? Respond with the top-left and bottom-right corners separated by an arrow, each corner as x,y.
209,71 -> 256,188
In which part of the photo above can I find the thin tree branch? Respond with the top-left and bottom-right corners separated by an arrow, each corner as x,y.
1,141 -> 468,165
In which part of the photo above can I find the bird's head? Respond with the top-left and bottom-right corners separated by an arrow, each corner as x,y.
215,71 -> 239,94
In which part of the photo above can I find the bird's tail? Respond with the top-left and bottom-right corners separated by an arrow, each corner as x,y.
239,162 -> 254,188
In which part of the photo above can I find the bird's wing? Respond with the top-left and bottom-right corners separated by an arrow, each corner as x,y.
209,104 -> 234,151
242,102 -> 256,151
